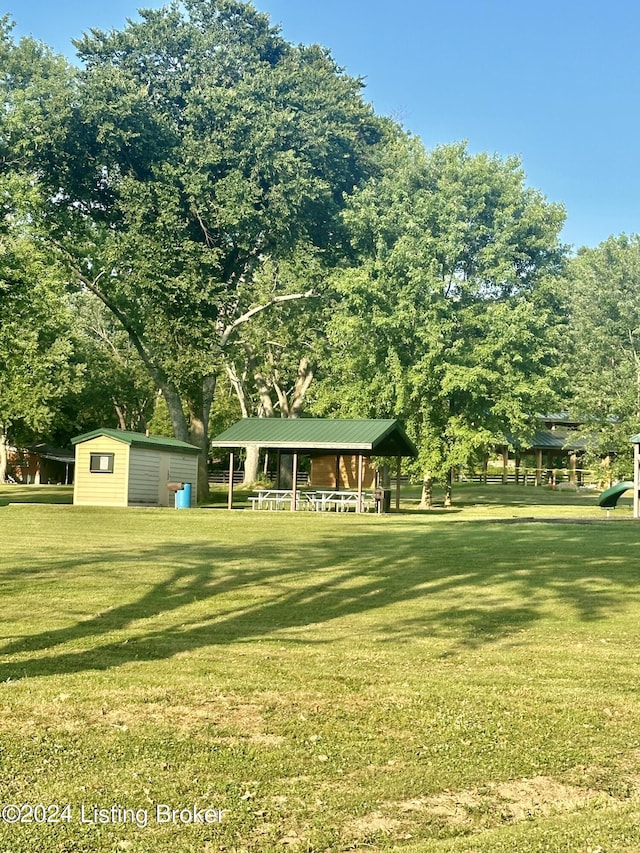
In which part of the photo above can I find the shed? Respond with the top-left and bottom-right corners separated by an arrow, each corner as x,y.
211,418 -> 418,511
71,429 -> 199,508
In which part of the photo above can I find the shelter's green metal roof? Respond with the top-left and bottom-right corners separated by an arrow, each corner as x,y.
630,434 -> 640,443
212,418 -> 418,457
527,428 -> 588,451
71,428 -> 200,454
506,428 -> 588,452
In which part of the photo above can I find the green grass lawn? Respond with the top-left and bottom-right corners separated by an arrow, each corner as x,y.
0,485 -> 638,852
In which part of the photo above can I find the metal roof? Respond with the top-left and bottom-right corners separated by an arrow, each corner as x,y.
27,443 -> 75,464
528,429 -> 588,451
71,428 -> 200,454
211,418 -> 418,457
506,428 -> 588,452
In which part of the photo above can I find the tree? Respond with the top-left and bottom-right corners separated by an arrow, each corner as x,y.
564,234 -> 640,479
3,1 -> 383,500
222,252 -> 329,483
314,138 -> 568,504
0,176 -> 82,481
55,295 -> 158,439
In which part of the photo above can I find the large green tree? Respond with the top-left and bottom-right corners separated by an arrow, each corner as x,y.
0,175 -> 82,481
314,138 -> 568,504
564,234 -> 640,478
3,1 -> 383,499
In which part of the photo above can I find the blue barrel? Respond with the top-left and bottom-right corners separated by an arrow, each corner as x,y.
175,482 -> 192,509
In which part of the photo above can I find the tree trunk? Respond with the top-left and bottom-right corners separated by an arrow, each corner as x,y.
290,357 -> 314,417
114,402 -> 127,431
444,469 -> 453,507
243,444 -> 260,484
0,424 -> 8,483
187,375 -> 216,504
225,362 -> 264,487
279,453 -> 294,489
419,473 -> 433,509
188,412 -> 209,504
162,381 -> 190,442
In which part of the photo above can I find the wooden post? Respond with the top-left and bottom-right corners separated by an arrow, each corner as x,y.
356,453 -> 363,513
276,450 -> 281,489
396,456 -> 401,511
535,449 -> 543,486
502,446 -> 509,484
291,452 -> 298,511
227,451 -> 234,510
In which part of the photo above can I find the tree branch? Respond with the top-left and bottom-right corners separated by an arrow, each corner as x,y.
220,290 -> 314,347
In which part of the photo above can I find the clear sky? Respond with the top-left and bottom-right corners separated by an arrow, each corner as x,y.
8,0 -> 640,250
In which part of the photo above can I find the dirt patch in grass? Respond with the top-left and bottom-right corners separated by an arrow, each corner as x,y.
412,776 -> 606,824
343,774 -> 633,844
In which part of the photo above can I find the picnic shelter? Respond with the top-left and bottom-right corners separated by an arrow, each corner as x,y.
211,418 -> 418,511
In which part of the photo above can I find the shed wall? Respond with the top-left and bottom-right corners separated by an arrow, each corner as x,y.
73,437 -> 129,507
128,448 -> 163,506
164,453 -> 199,507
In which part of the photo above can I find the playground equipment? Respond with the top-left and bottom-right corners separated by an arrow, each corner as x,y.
598,481 -> 634,509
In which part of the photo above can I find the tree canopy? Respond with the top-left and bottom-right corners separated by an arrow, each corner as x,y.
313,138 -> 568,503
564,234 -> 640,478
0,171 -> 82,480
2,0 -> 385,497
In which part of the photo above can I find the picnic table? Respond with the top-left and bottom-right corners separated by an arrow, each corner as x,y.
312,490 -> 373,512
248,489 -> 314,511
249,488 -> 373,512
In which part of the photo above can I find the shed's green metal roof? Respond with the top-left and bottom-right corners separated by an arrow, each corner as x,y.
212,418 -> 418,457
71,428 -> 200,454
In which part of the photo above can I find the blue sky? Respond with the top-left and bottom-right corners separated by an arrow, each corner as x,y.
8,0 -> 640,250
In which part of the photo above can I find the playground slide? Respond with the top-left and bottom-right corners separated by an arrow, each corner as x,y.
598,481 -> 634,508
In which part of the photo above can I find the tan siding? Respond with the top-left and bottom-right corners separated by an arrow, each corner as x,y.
310,455 -> 338,488
73,437 -> 129,507
310,455 -> 376,489
128,449 -> 162,506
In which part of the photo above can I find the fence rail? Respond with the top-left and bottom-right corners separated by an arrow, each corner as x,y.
467,467 -> 596,486
209,470 -> 310,486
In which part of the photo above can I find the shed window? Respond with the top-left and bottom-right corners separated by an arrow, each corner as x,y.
90,453 -> 115,473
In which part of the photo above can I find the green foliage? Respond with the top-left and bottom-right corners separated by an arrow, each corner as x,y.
51,296 -> 159,441
50,0 -> 381,358
564,234 -> 640,476
314,137 -> 568,486
0,172 -> 82,452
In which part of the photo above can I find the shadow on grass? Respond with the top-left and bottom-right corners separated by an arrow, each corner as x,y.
1,517 -> 639,681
